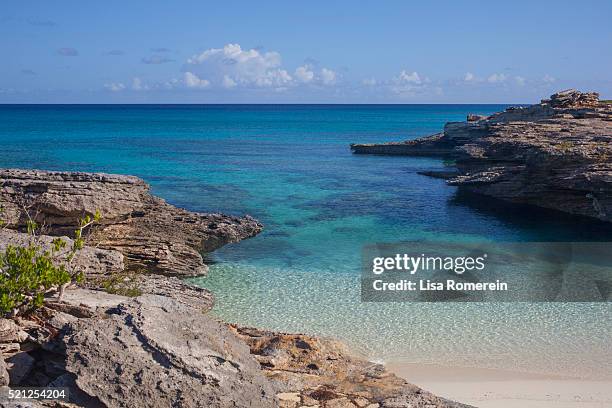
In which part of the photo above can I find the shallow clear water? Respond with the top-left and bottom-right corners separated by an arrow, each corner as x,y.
1,105 -> 610,379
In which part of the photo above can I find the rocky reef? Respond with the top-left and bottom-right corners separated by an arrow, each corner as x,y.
0,169 -> 468,407
351,90 -> 612,222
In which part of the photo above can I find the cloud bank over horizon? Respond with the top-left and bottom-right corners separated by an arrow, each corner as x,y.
96,42 -> 566,102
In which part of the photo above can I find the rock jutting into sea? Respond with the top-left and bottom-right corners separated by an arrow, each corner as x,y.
351,89 -> 612,222
0,169 -> 263,276
0,169 -> 470,407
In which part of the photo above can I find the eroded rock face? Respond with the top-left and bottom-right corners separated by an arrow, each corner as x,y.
127,274 -> 214,312
0,169 -> 263,276
0,319 -> 29,344
232,326 -> 470,408
351,90 -> 612,222
62,295 -> 276,408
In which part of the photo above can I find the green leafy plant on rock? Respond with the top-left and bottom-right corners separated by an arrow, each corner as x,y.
0,205 -> 101,316
99,270 -> 143,297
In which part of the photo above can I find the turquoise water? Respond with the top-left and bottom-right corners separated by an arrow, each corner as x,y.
1,105 -> 610,379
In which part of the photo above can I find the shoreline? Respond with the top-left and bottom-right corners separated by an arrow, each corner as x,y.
387,362 -> 612,408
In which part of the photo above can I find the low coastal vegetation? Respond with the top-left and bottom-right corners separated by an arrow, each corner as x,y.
98,270 -> 143,297
0,204 -> 100,315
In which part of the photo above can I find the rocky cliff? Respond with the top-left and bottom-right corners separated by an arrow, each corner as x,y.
0,169 -> 262,276
351,90 -> 612,222
0,169 -> 469,408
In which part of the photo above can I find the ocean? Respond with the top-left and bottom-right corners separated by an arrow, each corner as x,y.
1,104 -> 610,379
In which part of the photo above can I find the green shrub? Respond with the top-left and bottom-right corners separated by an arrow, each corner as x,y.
100,270 -> 143,297
0,241 -> 72,314
0,208 -> 101,316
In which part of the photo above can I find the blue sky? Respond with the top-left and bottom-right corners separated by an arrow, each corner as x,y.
1,0 -> 610,103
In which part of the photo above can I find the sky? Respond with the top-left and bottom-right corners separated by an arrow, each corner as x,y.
1,0 -> 611,103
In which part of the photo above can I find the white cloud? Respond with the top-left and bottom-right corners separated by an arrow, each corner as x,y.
187,43 -> 292,89
222,75 -> 237,89
320,68 -> 336,85
487,73 -> 507,83
168,78 -> 181,88
514,76 -> 526,86
543,74 -> 556,83
464,72 -> 475,82
104,82 -> 125,92
184,72 -> 210,88
388,70 -> 432,97
295,65 -> 315,83
131,77 -> 149,91
183,44 -> 343,89
397,70 -> 421,84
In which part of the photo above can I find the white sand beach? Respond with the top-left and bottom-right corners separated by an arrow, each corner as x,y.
387,362 -> 612,408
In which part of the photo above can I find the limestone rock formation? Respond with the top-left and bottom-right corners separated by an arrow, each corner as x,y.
542,89 -> 600,108
351,90 -> 612,222
0,287 -> 469,408
232,326 -> 469,408
0,230 -> 215,312
0,169 -> 263,276
62,295 -> 276,408
124,274 -> 214,311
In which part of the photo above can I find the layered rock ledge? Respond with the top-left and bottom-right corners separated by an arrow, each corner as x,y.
0,169 -> 263,276
351,90 -> 612,222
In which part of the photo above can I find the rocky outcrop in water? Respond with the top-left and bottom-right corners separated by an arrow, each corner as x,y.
0,169 -> 263,276
351,90 -> 612,222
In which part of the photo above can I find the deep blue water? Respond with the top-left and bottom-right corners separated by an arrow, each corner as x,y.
1,105 -> 610,378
